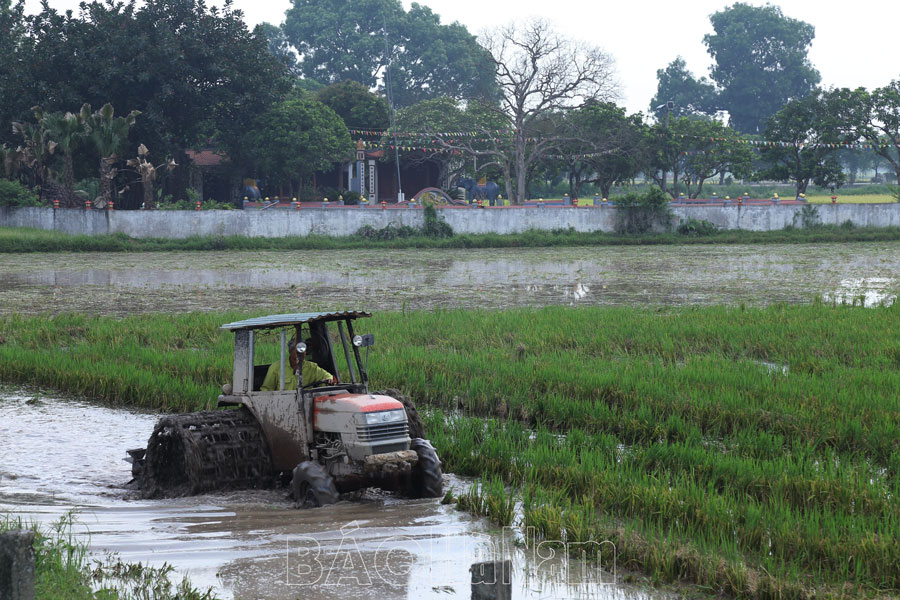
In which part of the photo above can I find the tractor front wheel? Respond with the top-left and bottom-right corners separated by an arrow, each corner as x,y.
291,461 -> 339,508
406,438 -> 443,499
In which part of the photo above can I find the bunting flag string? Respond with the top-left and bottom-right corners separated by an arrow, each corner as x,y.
350,128 -> 894,150
349,128 -> 517,137
351,131 -> 896,154
663,133 -> 894,151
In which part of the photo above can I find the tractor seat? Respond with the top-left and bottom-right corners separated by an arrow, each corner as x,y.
253,364 -> 271,391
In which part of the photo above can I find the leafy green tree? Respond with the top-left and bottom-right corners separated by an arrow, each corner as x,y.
258,21 -> 301,76
650,57 -> 719,120
557,102 -> 648,199
82,103 -> 140,208
388,97 -> 508,189
0,0 -> 28,145
757,91 -> 850,195
386,3 -> 497,107
856,81 -> 900,188
675,119 -> 752,198
316,81 -> 390,131
18,0 -> 290,197
704,3 -> 820,133
648,117 -> 752,199
244,98 -> 351,198
282,0 -> 495,107
390,97 -> 468,187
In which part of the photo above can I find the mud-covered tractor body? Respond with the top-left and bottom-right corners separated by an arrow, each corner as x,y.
130,311 -> 442,504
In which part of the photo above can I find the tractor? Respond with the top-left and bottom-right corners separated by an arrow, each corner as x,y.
127,311 -> 442,506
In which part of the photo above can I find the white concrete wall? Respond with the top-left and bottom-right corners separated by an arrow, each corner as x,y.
2,203 -> 899,239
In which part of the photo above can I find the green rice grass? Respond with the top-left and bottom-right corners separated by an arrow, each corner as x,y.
1,304 -> 899,597
0,513 -> 215,599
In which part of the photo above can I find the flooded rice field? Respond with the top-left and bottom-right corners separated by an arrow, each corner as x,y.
2,242 -> 898,598
0,242 -> 897,316
0,387 -> 667,599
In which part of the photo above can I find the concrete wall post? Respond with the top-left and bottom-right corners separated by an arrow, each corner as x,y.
470,560 -> 511,600
0,530 -> 36,600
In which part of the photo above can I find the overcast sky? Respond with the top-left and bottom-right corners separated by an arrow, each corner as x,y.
22,0 -> 900,116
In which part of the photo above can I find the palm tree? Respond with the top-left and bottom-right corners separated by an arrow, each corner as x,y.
81,103 -> 140,208
126,144 -> 177,210
12,108 -> 56,198
0,144 -> 25,180
42,107 -> 87,207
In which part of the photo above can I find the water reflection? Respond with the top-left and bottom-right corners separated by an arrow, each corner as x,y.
1,242 -> 899,315
823,277 -> 897,307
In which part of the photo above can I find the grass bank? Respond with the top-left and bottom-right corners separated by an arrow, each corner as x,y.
3,223 -> 900,253
0,513 -> 214,599
1,304 -> 899,597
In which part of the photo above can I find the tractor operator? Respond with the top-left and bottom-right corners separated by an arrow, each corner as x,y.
260,337 -> 335,391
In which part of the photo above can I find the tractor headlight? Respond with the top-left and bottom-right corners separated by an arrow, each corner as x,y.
362,410 -> 406,425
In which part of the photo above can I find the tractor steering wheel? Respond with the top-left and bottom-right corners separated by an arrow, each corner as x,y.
302,379 -> 334,389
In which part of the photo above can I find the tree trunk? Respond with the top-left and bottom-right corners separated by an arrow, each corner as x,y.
514,130 -> 526,204
63,153 -> 76,207
99,157 -> 113,207
672,162 -> 679,199
143,175 -> 156,210
502,162 -> 513,205
600,181 -> 612,200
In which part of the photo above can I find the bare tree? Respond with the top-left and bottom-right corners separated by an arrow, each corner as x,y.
477,19 -> 618,204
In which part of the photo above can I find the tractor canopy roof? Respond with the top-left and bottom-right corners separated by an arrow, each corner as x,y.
220,311 -> 371,331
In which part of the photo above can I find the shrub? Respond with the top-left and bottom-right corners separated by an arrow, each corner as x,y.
614,186 -> 673,234
355,223 -> 418,240
158,198 -> 233,210
318,187 -> 361,205
422,202 -> 453,238
793,203 -> 821,229
677,218 -> 719,237
0,180 -> 39,207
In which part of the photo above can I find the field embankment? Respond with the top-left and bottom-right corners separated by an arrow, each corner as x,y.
4,224 -> 900,253
1,305 -> 898,597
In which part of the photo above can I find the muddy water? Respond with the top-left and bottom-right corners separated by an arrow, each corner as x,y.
0,242 -> 897,315
0,387 -> 666,599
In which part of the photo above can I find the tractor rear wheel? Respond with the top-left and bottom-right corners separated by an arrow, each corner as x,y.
376,388 -> 426,440
139,408 -> 273,498
291,461 -> 340,507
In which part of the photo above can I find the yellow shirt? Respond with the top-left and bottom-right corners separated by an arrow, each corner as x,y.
260,360 -> 333,391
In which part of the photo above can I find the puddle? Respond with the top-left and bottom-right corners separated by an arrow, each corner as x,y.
754,360 -> 790,376
823,277 -> 897,307
0,387 -> 669,599
1,243 -> 899,315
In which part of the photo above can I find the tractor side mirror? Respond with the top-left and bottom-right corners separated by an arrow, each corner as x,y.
352,334 -> 374,348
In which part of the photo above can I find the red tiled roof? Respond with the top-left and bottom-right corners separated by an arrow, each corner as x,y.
186,150 -> 224,167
